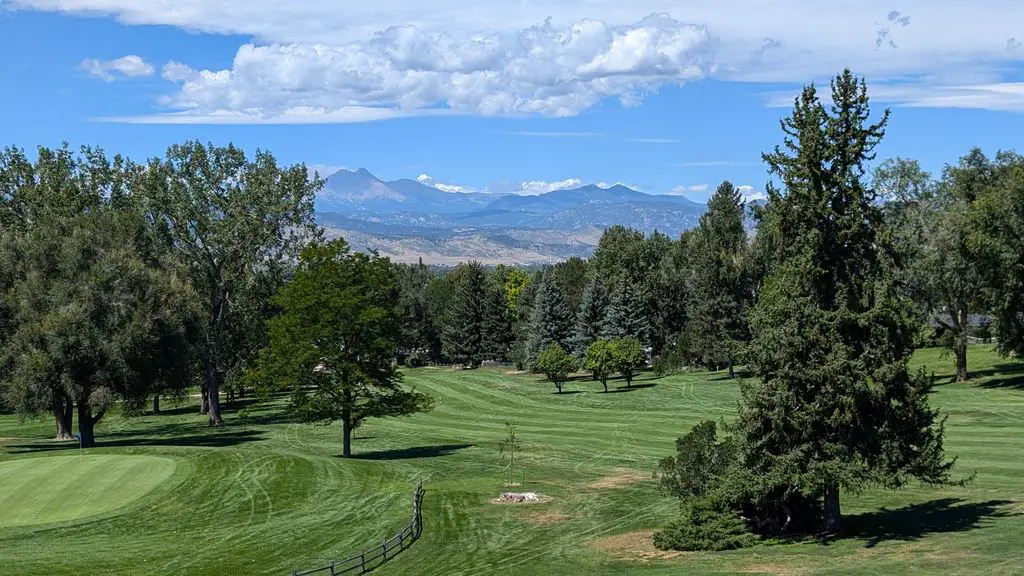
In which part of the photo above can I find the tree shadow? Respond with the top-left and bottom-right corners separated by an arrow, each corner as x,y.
349,443 -> 474,460
841,498 -> 1016,548
553,390 -> 585,395
604,383 -> 657,393
7,429 -> 267,453
975,362 -> 1024,390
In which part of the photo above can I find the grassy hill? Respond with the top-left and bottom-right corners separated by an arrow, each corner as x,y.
1,346 -> 1022,575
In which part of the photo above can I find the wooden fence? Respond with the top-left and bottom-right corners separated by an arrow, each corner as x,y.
290,481 -> 424,576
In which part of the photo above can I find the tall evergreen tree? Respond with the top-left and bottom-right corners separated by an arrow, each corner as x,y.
525,272 -> 573,366
569,277 -> 610,359
482,272 -> 515,361
442,261 -> 487,367
738,70 -> 959,533
604,279 -> 650,346
685,180 -> 748,376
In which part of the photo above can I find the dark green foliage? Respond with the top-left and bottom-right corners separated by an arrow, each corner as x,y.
738,69 -> 960,534
604,281 -> 649,345
482,271 -> 515,361
137,141 -> 320,424
969,151 -> 1024,359
442,261 -> 488,367
535,344 -> 577,393
550,257 -> 589,315
653,497 -> 757,552
569,277 -> 610,358
395,259 -> 442,362
249,239 -> 433,457
656,421 -> 737,500
685,181 -> 749,375
525,272 -> 573,367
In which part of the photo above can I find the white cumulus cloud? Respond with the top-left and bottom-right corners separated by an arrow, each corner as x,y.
80,55 -> 154,82
737,184 -> 766,202
669,184 -> 709,195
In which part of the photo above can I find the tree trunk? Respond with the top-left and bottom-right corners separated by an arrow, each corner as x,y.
53,395 -> 74,441
823,483 -> 842,534
342,412 -> 353,458
203,343 -> 223,425
200,386 -> 209,415
602,379 -> 608,393
152,394 -> 161,414
238,386 -> 246,399
591,372 -> 597,381
76,400 -> 96,448
625,372 -> 632,387
728,358 -> 735,379
955,339 -> 968,383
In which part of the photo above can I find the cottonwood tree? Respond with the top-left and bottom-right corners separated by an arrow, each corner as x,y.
2,208 -> 198,447
739,70 -> 959,534
137,141 -> 320,425
972,151 -> 1024,358
249,239 -> 433,457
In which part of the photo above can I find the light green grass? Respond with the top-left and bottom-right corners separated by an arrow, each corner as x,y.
0,346 -> 1021,575
0,454 -> 177,527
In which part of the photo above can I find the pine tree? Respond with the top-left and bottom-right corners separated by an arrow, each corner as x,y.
604,279 -> 649,346
482,277 -> 515,361
569,277 -> 610,359
685,180 -> 748,376
525,272 -> 573,367
737,69 -> 960,534
442,261 -> 487,367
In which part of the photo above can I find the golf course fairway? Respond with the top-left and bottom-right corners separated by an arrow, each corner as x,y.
0,454 -> 177,528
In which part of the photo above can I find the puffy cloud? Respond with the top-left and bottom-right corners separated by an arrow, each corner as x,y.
519,178 -> 584,195
416,173 -> 475,193
122,14 -> 712,122
737,184 -> 766,202
80,55 -> 154,81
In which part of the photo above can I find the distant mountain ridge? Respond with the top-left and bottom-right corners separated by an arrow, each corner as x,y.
314,167 -> 733,264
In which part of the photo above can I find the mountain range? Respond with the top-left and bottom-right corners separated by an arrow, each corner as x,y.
315,168 -> 719,264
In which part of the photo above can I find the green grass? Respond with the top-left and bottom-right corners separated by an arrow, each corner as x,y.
0,346 -> 1022,575
0,454 -> 177,528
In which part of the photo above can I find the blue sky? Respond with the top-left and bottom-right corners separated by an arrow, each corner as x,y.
3,2 -> 1024,201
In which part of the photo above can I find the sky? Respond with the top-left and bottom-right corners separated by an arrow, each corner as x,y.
2,2 -> 1024,202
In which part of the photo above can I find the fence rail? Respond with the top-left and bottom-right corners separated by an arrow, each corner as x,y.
291,481 -> 424,576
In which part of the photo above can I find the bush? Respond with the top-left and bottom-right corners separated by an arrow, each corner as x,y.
656,420 -> 736,499
653,496 -> 757,552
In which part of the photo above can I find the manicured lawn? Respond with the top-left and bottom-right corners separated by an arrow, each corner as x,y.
0,346 -> 1021,575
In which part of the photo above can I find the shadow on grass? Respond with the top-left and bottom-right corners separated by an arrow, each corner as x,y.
975,362 -> 1024,390
8,429 -> 267,453
350,443 -> 474,460
604,383 -> 657,393
841,498 -> 1016,548
553,390 -> 585,395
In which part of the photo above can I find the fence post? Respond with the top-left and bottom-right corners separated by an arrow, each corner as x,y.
360,550 -> 365,572
399,530 -> 404,548
382,539 -> 388,561
329,560 -> 335,576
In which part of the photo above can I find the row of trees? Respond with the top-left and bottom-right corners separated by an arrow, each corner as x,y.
1,142 -> 431,453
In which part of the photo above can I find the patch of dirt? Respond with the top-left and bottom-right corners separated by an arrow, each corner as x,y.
589,531 -> 689,562
524,509 -> 569,526
490,494 -> 553,505
0,437 -> 17,445
588,468 -> 650,490
504,370 -> 529,375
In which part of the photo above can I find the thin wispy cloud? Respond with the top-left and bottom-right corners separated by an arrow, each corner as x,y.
80,55 -> 154,82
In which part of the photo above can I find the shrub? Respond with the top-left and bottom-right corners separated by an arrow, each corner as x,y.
653,496 -> 757,552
